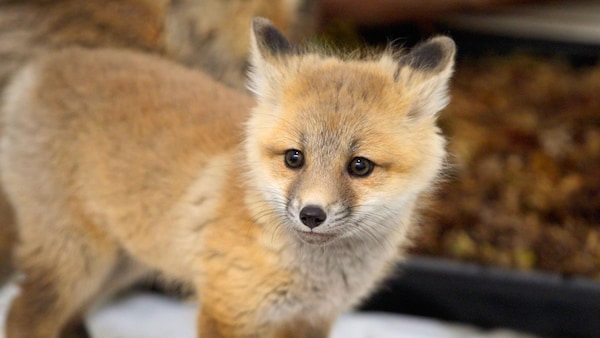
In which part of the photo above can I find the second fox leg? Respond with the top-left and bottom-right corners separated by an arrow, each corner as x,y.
6,226 -> 120,338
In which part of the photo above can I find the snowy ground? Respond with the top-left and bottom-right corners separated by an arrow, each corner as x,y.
0,281 -> 535,338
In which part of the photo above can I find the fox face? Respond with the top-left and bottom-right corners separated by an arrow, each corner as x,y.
245,18 -> 455,245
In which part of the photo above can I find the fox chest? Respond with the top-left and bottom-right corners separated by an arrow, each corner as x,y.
259,246 -> 394,322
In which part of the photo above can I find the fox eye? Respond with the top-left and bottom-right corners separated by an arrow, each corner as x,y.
348,157 -> 374,177
284,149 -> 304,169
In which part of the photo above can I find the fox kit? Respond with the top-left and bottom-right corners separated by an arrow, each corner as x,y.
1,18 -> 455,338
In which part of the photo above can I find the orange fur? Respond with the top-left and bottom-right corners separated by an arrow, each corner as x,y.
0,0 -> 316,294
0,0 -> 315,92
1,18 -> 454,338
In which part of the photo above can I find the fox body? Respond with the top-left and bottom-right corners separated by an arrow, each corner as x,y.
1,18 -> 455,338
0,0 -> 314,285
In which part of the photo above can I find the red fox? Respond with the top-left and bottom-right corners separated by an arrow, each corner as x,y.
1,17 -> 455,338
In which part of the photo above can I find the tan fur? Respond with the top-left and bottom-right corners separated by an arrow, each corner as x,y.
166,0 -> 317,87
0,0 -> 315,291
0,0 -> 315,92
0,0 -> 167,91
1,18 -> 454,338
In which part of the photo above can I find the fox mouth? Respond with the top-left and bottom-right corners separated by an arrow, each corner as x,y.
293,230 -> 336,245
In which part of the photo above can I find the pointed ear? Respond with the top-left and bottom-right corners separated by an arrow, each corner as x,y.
394,36 -> 456,118
251,17 -> 295,58
247,17 -> 296,98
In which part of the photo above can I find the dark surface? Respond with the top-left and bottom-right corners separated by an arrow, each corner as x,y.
356,17 -> 600,338
443,29 -> 600,67
359,22 -> 600,67
361,256 -> 600,338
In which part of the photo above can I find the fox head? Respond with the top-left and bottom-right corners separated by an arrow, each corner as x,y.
244,18 -> 455,246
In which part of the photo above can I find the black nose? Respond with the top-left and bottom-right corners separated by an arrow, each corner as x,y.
299,205 -> 327,229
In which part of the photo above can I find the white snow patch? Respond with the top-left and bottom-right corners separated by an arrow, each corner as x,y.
0,282 -> 535,338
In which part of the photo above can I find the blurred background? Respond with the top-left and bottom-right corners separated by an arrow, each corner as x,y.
0,0 -> 599,337
320,1 -> 600,337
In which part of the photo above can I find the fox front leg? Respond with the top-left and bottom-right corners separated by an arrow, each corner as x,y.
271,319 -> 334,338
197,308 -> 333,338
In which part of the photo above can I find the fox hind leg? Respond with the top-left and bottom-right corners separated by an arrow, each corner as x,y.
6,222 -> 121,338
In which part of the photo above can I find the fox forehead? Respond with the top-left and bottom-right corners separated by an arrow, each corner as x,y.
281,58 -> 415,130
283,58 -> 402,110
262,59 -> 420,166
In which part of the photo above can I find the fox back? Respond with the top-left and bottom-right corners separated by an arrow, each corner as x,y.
0,0 -> 316,290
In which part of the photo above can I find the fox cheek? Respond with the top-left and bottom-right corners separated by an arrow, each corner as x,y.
337,183 -> 358,216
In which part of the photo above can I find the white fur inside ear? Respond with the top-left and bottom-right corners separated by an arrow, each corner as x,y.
247,17 -> 294,101
412,68 -> 453,117
246,53 -> 284,105
246,30 -> 282,102
246,57 -> 268,99
246,31 -> 267,98
394,62 -> 454,119
389,36 -> 455,119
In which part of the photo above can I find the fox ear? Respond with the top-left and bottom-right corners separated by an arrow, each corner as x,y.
247,17 -> 296,98
251,17 -> 295,58
394,36 -> 456,118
